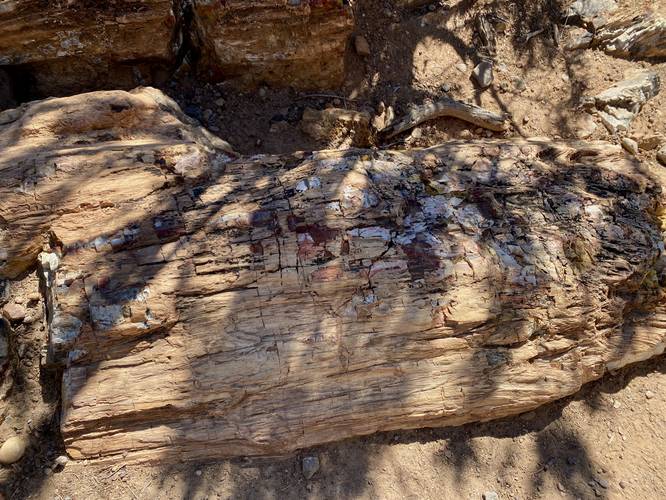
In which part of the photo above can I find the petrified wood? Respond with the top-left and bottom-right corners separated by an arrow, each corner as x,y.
1,89 -> 666,464
191,0 -> 354,88
593,11 -> 666,60
0,0 -> 177,96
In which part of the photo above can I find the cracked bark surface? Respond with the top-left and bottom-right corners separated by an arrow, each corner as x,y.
1,88 -> 666,464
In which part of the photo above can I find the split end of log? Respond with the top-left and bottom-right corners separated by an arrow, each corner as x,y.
382,97 -> 508,139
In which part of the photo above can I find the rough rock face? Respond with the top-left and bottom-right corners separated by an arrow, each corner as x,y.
191,0 -> 354,88
0,0 -> 178,97
0,1 -> 354,96
2,89 -> 666,464
587,71 -> 661,134
594,12 -> 666,60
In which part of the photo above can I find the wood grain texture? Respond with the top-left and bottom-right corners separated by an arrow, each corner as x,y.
384,97 -> 508,138
2,88 -> 666,464
0,0 -> 177,96
594,11 -> 666,60
191,0 -> 354,89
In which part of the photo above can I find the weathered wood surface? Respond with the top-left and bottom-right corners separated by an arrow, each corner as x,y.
593,11 -> 666,60
0,0 -> 354,96
0,0 -> 177,96
383,97 -> 508,138
191,0 -> 354,88
2,89 -> 666,464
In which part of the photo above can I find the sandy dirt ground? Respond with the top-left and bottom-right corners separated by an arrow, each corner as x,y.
1,0 -> 665,498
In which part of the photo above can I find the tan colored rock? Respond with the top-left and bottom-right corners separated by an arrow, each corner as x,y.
2,303 -> 25,324
636,134 -> 664,151
191,0 -> 353,89
594,11 -> 666,60
621,137 -> 639,156
0,436 -> 26,465
0,0 -> 176,97
1,89 -> 666,466
301,107 -> 371,146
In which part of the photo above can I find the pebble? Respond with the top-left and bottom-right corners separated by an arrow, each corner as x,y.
0,436 -> 26,465
214,97 -> 226,107
455,62 -> 468,73
441,83 -> 451,92
472,61 -> 494,89
482,491 -> 499,500
2,303 -> 26,324
657,146 -> 666,166
619,480 -> 627,489
195,469 -> 202,476
637,134 -> 663,150
354,35 -> 371,57
459,129 -> 473,139
621,137 -> 639,157
302,455 -> 320,480
645,390 -> 655,399
595,476 -> 609,489
53,455 -> 69,469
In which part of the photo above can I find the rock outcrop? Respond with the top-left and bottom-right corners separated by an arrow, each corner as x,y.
0,0 -> 178,97
586,71 -> 660,134
2,89 -> 666,464
594,11 -> 666,60
0,0 -> 354,97
190,0 -> 354,88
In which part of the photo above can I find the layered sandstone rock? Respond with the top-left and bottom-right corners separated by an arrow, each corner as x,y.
191,0 -> 354,88
2,89 -> 666,464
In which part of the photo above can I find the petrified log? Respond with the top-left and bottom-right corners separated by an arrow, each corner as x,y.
2,89 -> 666,464
191,0 -> 354,88
0,0 -> 177,97
593,11 -> 666,60
0,0 -> 354,96
384,97 -> 508,138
